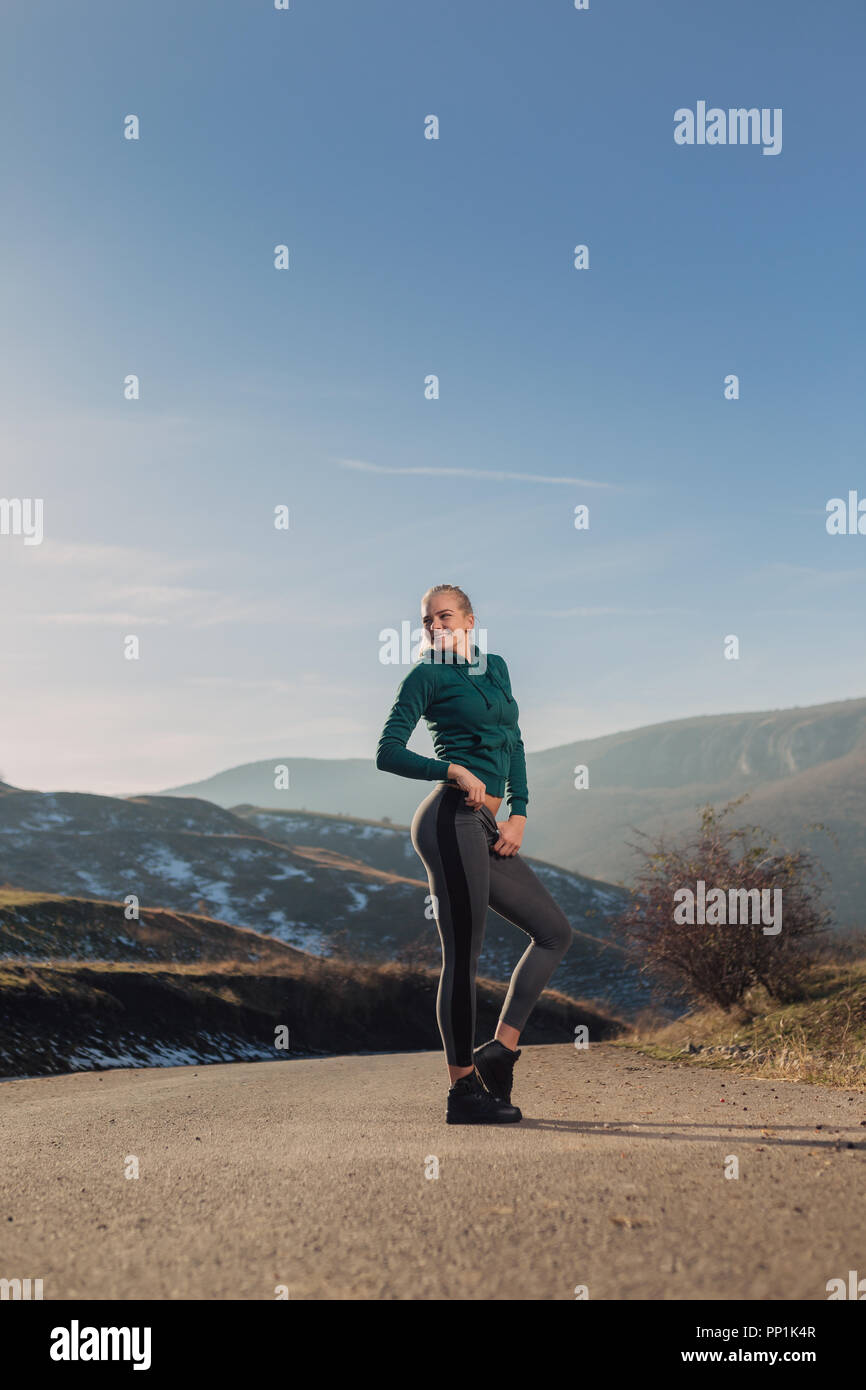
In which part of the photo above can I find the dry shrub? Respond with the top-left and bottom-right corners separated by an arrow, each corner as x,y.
612,797 -> 831,1010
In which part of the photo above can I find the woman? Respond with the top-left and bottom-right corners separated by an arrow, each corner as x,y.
375,584 -> 574,1124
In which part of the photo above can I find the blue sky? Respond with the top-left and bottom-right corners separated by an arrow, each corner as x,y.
1,0 -> 864,795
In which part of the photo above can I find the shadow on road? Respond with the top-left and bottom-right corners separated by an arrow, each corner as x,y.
517,1118 -> 866,1148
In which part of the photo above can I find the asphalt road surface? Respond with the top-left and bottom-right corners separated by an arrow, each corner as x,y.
2,1043 -> 864,1300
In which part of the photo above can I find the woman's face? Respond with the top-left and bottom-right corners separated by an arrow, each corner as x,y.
422,594 -> 474,656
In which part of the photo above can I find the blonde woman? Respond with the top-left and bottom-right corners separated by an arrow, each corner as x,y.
376,585 -> 573,1123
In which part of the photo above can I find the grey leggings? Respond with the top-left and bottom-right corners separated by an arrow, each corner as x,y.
410,782 -> 574,1066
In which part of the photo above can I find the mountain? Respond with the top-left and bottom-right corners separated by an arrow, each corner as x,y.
0,786 -> 659,1018
0,889 -> 304,964
156,695 -> 866,927
0,894 -> 625,1077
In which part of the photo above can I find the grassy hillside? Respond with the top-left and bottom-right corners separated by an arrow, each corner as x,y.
0,953 -> 625,1079
0,890 -> 303,964
619,953 -> 866,1091
155,695 -> 866,928
0,789 -> 662,1018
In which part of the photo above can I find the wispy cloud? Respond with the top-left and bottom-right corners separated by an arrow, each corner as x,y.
182,673 -> 363,697
0,539 -> 362,632
338,458 -> 620,489
21,593 -> 295,629
753,563 -> 866,589
4,540 -> 199,576
31,611 -> 172,627
522,605 -> 694,618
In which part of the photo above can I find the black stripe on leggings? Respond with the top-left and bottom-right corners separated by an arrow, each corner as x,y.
436,788 -> 475,1065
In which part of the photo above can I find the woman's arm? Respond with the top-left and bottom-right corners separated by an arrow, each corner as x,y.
505,731 -> 528,818
495,656 -> 529,817
375,663 -> 452,782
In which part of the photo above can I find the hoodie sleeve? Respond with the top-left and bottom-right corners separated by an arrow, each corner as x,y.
375,663 -> 453,783
495,656 -> 529,817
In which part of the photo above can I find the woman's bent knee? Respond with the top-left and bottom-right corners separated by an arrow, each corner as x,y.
547,913 -> 574,958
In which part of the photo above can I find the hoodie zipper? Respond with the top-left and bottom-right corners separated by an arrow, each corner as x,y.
454,658 -> 515,712
422,645 -> 515,711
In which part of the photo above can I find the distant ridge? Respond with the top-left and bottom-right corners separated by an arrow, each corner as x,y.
0,789 -> 655,1019
153,695 -> 866,928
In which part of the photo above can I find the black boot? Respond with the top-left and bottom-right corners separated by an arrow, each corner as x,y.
446,1068 -> 522,1124
474,1038 -> 522,1104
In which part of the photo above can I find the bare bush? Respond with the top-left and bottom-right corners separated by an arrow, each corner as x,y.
611,796 -> 831,1010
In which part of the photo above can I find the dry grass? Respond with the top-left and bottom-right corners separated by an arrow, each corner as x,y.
0,954 -> 625,1077
616,956 -> 866,1090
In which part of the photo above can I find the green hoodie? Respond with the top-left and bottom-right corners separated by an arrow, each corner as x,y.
375,643 -> 528,816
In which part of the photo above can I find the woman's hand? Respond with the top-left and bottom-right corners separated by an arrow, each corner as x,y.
447,765 -> 487,809
492,814 -> 525,857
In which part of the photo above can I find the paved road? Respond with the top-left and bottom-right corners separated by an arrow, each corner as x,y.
1,1044 -> 864,1300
